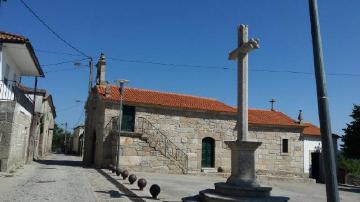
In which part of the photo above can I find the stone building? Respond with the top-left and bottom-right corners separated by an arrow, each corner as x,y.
83,54 -> 323,178
19,86 -> 56,159
0,31 -> 45,172
72,125 -> 84,155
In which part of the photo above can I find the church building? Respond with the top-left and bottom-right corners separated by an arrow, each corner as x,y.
83,54 -> 324,178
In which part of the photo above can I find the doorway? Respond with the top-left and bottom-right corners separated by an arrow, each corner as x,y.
90,132 -> 96,165
201,137 -> 215,168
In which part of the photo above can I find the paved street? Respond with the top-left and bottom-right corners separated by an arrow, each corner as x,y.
0,154 -> 359,202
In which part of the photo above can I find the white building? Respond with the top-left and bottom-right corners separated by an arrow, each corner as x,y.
72,125 -> 84,155
303,123 -> 322,174
0,31 -> 45,171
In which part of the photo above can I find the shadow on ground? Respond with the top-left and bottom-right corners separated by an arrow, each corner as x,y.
96,169 -> 156,202
95,190 -> 124,198
339,184 -> 360,193
35,158 -> 82,167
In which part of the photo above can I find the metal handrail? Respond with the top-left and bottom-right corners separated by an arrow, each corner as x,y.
0,80 -> 34,113
105,116 -> 189,173
137,116 -> 188,173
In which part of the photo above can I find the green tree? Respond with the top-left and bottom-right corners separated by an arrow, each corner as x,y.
52,123 -> 68,152
341,104 -> 360,159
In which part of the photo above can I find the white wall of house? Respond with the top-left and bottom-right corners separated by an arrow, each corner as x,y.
1,48 -> 21,83
303,136 -> 321,174
0,47 -> 22,100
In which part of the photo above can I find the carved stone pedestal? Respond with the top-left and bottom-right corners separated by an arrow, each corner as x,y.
198,141 -> 289,202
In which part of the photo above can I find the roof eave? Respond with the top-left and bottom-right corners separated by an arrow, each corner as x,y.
25,40 -> 45,77
249,123 -> 305,129
102,98 -> 237,115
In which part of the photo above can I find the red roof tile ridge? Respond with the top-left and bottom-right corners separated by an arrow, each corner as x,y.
248,108 -> 277,112
132,87 -> 220,101
304,122 -> 320,128
99,85 -> 222,102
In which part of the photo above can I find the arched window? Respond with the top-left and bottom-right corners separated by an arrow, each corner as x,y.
202,137 -> 215,168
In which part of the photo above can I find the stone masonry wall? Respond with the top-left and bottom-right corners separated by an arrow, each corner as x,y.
249,126 -> 304,176
0,101 -> 31,172
119,134 -> 183,174
102,103 -> 305,176
134,106 -> 236,173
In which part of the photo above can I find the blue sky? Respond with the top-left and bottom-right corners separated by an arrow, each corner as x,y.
0,0 -> 359,137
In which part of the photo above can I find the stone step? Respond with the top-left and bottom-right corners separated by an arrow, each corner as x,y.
201,168 -> 218,173
257,175 -> 316,184
187,172 -> 316,184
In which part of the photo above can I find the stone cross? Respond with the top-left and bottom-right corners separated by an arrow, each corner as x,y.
270,98 -> 276,111
200,25 -> 288,201
228,25 -> 259,141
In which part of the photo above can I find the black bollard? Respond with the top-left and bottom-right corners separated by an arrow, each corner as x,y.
116,168 -> 122,176
137,178 -> 147,190
128,174 -> 137,184
149,184 -> 161,199
121,170 -> 129,180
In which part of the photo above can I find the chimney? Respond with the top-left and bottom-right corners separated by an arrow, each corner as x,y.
105,83 -> 111,97
298,109 -> 304,125
96,53 -> 106,85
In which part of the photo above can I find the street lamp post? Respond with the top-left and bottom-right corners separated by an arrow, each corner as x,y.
115,79 -> 129,172
308,1 -> 339,202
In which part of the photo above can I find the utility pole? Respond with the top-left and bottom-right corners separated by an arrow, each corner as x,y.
308,1 -> 339,202
115,79 -> 129,172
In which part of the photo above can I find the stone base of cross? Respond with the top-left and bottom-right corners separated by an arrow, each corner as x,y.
194,25 -> 289,202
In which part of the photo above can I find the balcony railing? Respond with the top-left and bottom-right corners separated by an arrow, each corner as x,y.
0,80 -> 34,113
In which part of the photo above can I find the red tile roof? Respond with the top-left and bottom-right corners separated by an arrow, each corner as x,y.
303,123 -> 321,136
96,85 -> 302,128
0,31 -> 27,43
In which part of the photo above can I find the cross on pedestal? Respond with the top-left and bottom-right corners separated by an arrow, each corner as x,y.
229,24 -> 259,142
197,25 -> 289,202
223,24 -> 262,187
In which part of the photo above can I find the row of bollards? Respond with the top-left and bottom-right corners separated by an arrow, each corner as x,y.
108,164 -> 161,199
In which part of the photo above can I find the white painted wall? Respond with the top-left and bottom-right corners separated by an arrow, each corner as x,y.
303,136 -> 321,174
0,47 -> 22,100
2,48 -> 21,83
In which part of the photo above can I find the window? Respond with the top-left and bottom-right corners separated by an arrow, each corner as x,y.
282,139 -> 289,153
121,105 -> 135,132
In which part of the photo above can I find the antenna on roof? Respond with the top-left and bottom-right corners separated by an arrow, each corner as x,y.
269,98 -> 276,111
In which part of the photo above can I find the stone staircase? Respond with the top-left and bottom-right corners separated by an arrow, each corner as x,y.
105,116 -> 188,174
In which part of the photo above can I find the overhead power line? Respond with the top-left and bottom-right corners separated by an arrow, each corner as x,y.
107,57 -> 231,70
36,49 -> 83,57
42,58 -> 88,67
43,56 -> 360,78
107,57 -> 360,77
18,0 -> 89,58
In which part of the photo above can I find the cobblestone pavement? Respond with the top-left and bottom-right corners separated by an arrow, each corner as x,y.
0,154 -> 359,202
0,154 -> 97,202
119,171 -> 360,202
